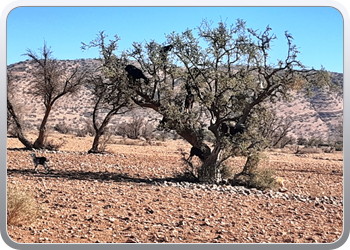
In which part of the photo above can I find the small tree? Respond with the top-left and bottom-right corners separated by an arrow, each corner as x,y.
81,32 -> 132,153
116,115 -> 153,140
259,111 -> 295,148
24,42 -> 88,149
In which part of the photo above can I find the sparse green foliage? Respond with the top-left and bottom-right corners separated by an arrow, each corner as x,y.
248,168 -> 279,191
219,164 -> 234,180
82,32 -> 132,153
87,19 -> 332,185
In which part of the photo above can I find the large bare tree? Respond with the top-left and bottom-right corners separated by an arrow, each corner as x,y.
24,42 -> 87,149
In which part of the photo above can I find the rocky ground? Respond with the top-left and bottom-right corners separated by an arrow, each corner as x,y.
6,133 -> 343,244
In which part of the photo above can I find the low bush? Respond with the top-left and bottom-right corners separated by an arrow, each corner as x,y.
76,120 -> 95,137
116,116 -> 157,140
231,166 -> 278,190
296,147 -> 323,154
248,168 -> 279,191
42,136 -> 66,151
219,164 -> 234,180
334,141 -> 343,151
53,122 -> 71,134
7,185 -> 43,226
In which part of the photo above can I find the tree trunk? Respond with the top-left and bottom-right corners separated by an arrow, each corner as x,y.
7,99 -> 33,149
232,153 -> 261,186
198,145 -> 222,183
17,136 -> 34,150
88,129 -> 103,153
88,109 -> 114,153
33,104 -> 52,149
241,153 -> 260,175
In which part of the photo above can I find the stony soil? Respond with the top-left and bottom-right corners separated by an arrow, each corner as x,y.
6,133 -> 343,244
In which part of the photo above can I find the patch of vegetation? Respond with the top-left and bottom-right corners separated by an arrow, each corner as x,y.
248,168 -> 279,191
53,122 -> 71,134
296,147 -> 323,154
232,167 -> 279,191
7,184 -> 43,226
76,120 -> 95,137
116,116 -> 156,140
219,164 -> 234,180
42,135 -> 66,151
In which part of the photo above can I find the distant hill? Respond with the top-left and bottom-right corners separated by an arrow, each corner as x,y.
7,59 -> 343,141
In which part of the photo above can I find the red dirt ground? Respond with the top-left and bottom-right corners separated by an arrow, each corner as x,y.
6,133 -> 343,244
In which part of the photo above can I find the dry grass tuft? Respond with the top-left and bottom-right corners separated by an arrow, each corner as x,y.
7,184 -> 43,226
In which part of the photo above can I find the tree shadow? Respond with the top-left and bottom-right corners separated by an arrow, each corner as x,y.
7,147 -> 32,152
7,168 -> 198,185
279,168 -> 343,176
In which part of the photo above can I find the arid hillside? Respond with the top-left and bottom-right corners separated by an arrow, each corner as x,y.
7,59 -> 343,140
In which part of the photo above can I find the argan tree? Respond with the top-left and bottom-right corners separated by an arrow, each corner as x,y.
24,42 -> 88,149
97,19 -> 332,184
81,32 -> 132,153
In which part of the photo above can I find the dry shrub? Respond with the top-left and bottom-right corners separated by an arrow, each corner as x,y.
320,147 -> 335,153
296,147 -> 323,154
219,164 -> 234,180
116,116 -> 152,140
53,122 -> 71,134
76,120 -> 95,137
249,168 -> 279,191
115,138 -> 145,146
43,136 -> 66,151
141,122 -> 155,141
7,184 -> 43,226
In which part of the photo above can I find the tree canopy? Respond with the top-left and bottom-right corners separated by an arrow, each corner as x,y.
8,19 -> 333,185
87,19 -> 332,184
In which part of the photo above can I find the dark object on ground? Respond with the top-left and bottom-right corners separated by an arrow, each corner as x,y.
31,153 -> 49,173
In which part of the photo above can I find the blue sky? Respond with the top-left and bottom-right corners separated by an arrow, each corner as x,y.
7,6 -> 344,73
